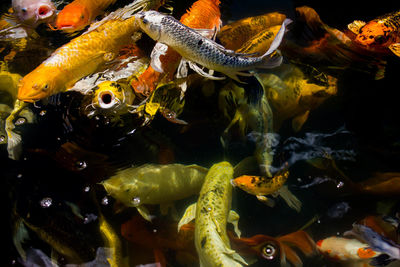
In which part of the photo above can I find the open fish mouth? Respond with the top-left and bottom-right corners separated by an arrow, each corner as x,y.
37,4 -> 55,20
97,90 -> 117,109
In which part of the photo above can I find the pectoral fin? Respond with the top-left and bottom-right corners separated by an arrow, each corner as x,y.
150,42 -> 168,73
228,210 -> 241,238
222,245 -> 248,265
136,205 -> 154,222
177,203 -> 196,232
257,195 -> 275,207
347,20 -> 366,34
292,110 -> 310,132
389,43 -> 400,57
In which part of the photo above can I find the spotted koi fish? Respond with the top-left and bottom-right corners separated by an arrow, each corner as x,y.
348,10 -> 400,57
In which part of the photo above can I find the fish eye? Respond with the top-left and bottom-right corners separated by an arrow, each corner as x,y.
262,244 -> 277,260
142,18 -> 149,24
21,8 -> 27,13
81,15 -> 85,19
43,84 -> 49,90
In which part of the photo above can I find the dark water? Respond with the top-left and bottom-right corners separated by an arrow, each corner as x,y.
1,0 -> 400,266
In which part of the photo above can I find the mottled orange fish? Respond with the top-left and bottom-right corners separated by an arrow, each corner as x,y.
54,0 -> 117,33
348,10 -> 400,56
17,0 -> 161,103
232,169 -> 289,198
130,0 -> 222,95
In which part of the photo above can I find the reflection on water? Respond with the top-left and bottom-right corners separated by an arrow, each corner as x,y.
1,0 -> 400,266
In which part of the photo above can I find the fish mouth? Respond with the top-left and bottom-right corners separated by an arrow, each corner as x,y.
97,90 -> 116,109
37,4 -> 54,20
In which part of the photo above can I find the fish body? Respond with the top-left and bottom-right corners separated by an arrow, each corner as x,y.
135,11 -> 289,81
102,163 -> 208,221
232,169 -> 289,197
55,0 -> 117,32
16,0 -> 155,103
317,236 -> 381,262
11,0 -> 56,27
178,162 -> 247,267
218,12 -> 287,51
131,0 -> 222,95
348,10 -> 400,56
237,25 -> 282,55
256,63 -> 337,132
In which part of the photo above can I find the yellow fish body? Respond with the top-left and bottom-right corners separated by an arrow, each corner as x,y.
102,163 -> 208,221
17,0 -> 159,103
218,12 -> 286,51
178,162 -> 247,267
237,25 -> 282,55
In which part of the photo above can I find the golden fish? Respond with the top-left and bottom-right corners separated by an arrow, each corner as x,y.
256,63 -> 338,132
178,162 -> 247,267
237,25 -> 282,55
102,163 -> 208,221
218,12 -> 286,51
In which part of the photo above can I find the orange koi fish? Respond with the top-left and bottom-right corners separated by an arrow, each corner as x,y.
348,10 -> 400,56
54,0 -> 117,33
130,0 -> 221,95
230,230 -> 317,266
232,167 -> 302,212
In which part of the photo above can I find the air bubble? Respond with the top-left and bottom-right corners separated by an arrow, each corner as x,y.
0,135 -> 5,143
336,181 -> 344,188
102,197 -> 109,205
75,160 -> 87,170
39,110 -> 47,116
84,186 -> 90,192
40,197 -> 52,208
131,197 -> 141,206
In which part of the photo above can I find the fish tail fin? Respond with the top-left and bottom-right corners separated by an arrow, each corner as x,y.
258,18 -> 292,69
278,185 -> 302,212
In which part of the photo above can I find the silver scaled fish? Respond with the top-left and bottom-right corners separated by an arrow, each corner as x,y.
135,11 -> 291,81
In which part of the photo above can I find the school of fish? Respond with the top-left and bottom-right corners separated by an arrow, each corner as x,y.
1,0 -> 400,267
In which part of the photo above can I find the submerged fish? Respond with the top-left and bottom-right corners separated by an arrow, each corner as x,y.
6,0 -> 164,159
348,10 -> 400,56
54,0 -> 117,33
102,163 -> 208,221
231,230 -> 317,266
178,162 -> 247,267
131,0 -> 222,95
218,12 -> 287,51
135,11 -> 290,81
317,236 -> 382,263
11,0 -> 56,27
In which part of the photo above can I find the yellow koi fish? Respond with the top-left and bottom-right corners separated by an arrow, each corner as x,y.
178,162 -> 247,267
102,163 -> 208,221
6,0 -> 164,159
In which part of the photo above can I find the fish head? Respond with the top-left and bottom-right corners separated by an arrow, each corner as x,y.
17,68 -> 60,102
55,3 -> 90,32
231,175 -> 261,195
135,11 -> 163,41
13,0 -> 55,26
355,21 -> 393,47
237,235 -> 281,260
92,81 -> 126,110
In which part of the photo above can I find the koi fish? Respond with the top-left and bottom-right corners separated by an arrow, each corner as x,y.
131,0 -> 222,95
83,80 -> 135,119
230,230 -> 317,267
102,163 -> 208,221
345,224 -> 400,265
232,167 -> 301,212
218,12 -> 287,51
178,161 -> 247,267
10,0 -> 56,28
256,63 -> 338,132
316,236 -> 382,262
135,11 -> 290,82
236,25 -> 283,55
6,0 -> 164,159
54,0 -> 117,33
348,10 -> 400,57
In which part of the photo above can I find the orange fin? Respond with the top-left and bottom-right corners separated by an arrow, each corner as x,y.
278,230 -> 317,257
